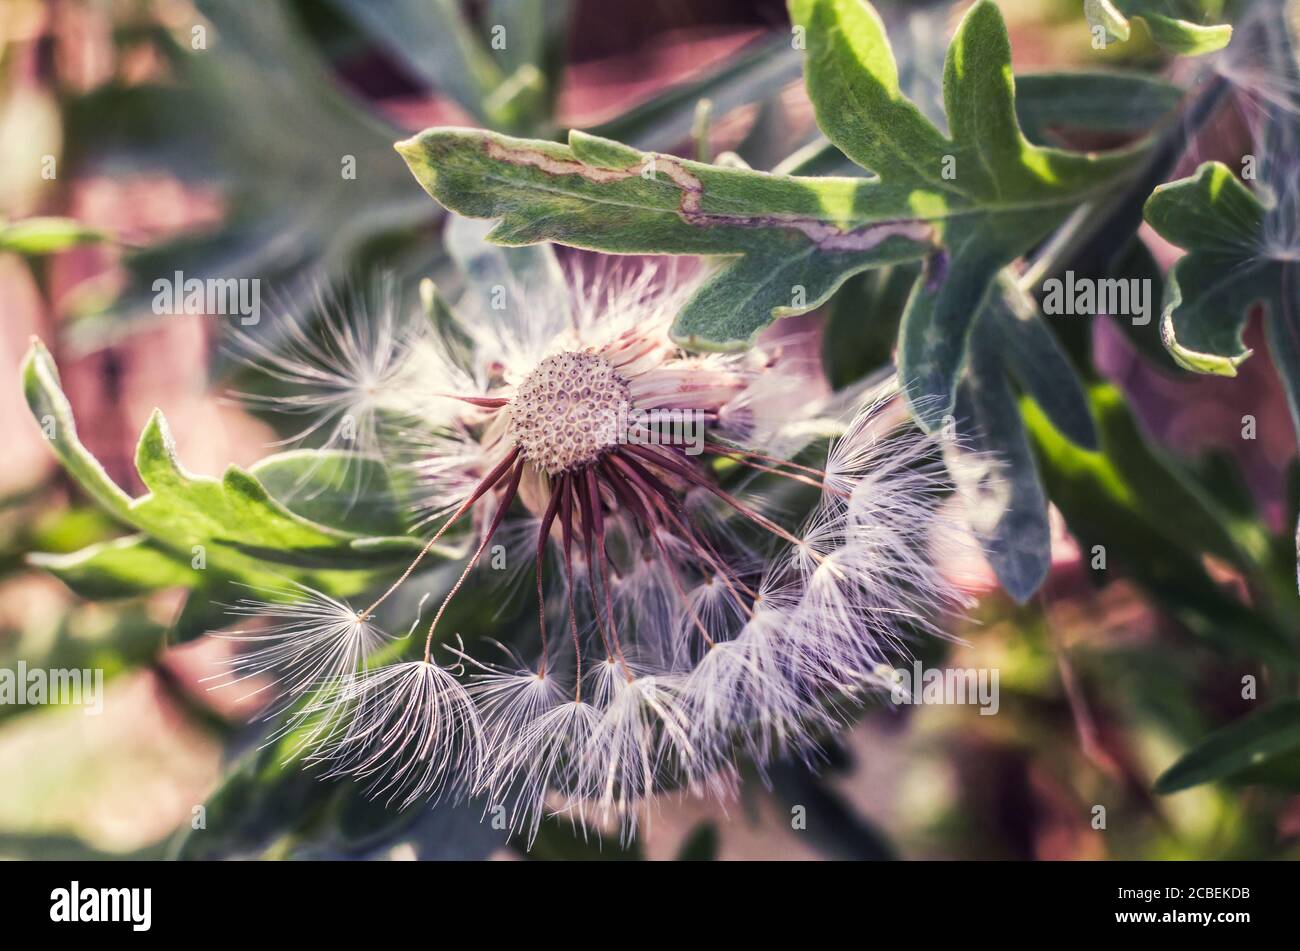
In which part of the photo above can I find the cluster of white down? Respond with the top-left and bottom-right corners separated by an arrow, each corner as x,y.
219,261 -> 970,846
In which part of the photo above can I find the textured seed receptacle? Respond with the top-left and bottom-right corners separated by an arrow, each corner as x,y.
507,351 -> 631,475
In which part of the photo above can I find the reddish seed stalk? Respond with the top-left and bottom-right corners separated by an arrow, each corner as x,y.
435,394 -> 511,409
596,459 -> 657,534
359,447 -> 521,621
703,445 -> 847,498
359,398 -> 819,691
624,444 -> 809,551
565,475 -> 610,659
705,443 -> 830,480
423,457 -> 524,662
646,518 -> 717,648
534,476 -> 565,677
598,458 -> 725,647
606,453 -> 757,606
558,473 -> 584,701
574,470 -> 630,676
586,467 -> 631,669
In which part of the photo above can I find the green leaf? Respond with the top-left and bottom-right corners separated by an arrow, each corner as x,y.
587,36 -> 804,155
1014,72 -> 1184,145
776,69 -> 1183,170
1143,10 -> 1300,585
1145,164 -> 1300,593
444,213 -> 567,315
950,278 -> 1097,601
397,126 -> 935,350
1106,240 -> 1180,372
1084,0 -> 1132,42
1154,700 -> 1300,794
172,581 -> 244,643
1029,383 -> 1246,572
1085,0 -> 1233,55
27,535 -> 195,599
1027,383 -> 1293,663
23,339 -> 426,604
0,217 -> 107,255
675,823 -> 719,861
324,0 -> 513,128
821,264 -> 917,389
172,735 -> 324,860
793,0 -> 1147,427
522,816 -> 645,860
248,450 -> 408,538
992,282 -> 1099,451
1144,161 -> 1270,376
486,0 -> 572,120
1138,13 -> 1233,56
22,338 -> 137,522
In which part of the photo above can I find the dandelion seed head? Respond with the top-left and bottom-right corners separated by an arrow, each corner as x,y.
506,351 -> 631,474
227,258 -> 970,846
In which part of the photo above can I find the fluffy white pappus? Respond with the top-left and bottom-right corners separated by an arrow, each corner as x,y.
311,660 -> 482,809
447,257 -> 696,387
715,345 -> 829,452
398,425 -> 495,529
219,253 -> 975,844
231,277 -> 487,511
1204,1 -> 1300,262
205,584 -> 385,705
768,395 -> 969,692
673,574 -> 751,661
1213,0 -> 1300,119
566,259 -> 695,358
577,659 -> 695,842
476,679 -> 601,847
607,544 -> 684,669
467,662 -> 566,754
682,602 -> 830,775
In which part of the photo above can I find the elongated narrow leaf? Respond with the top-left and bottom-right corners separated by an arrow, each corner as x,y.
587,36 -> 804,154
951,279 -> 1098,601
1154,700 -> 1300,793
65,0 -> 437,352
0,217 -> 107,255
27,535 -> 195,600
1027,383 -> 1293,662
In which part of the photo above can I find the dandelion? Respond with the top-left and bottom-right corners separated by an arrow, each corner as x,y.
226,259 -> 968,843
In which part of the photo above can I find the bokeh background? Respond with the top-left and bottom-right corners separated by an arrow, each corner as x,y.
2,0 -> 1298,860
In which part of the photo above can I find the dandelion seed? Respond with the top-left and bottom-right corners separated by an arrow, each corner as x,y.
312,660 -> 482,809
206,583 -> 384,703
